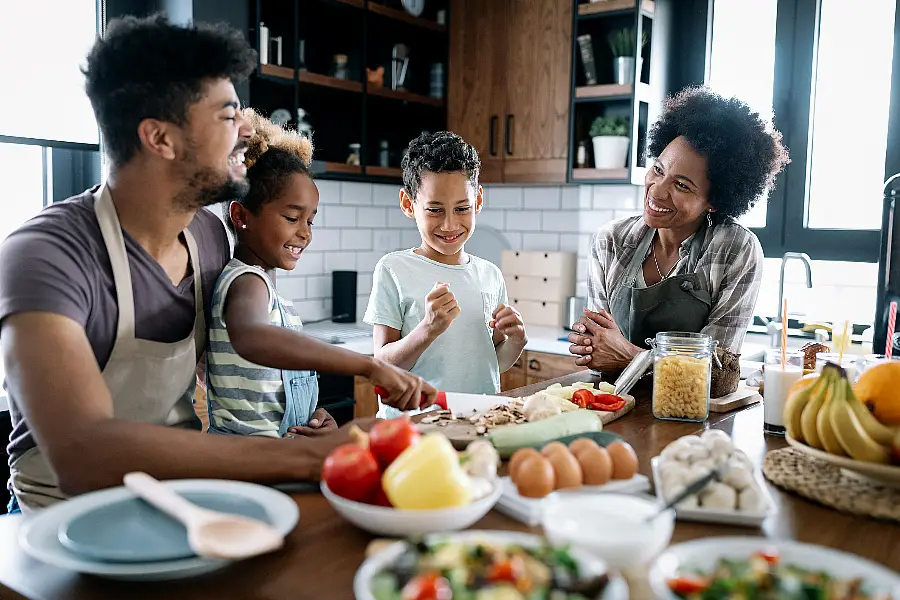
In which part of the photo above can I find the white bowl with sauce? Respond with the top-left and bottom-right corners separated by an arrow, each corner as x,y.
540,492 -> 674,572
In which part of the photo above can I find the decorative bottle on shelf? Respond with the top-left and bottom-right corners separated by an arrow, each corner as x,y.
259,22 -> 270,65
379,140 -> 390,167
332,54 -> 349,80
297,39 -> 307,71
296,109 -> 312,138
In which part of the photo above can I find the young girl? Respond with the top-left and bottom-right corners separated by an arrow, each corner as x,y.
206,109 -> 436,438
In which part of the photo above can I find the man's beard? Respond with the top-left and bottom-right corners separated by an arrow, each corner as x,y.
174,166 -> 250,211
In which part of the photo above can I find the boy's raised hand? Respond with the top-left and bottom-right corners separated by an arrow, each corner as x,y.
491,303 -> 526,342
422,282 -> 460,336
369,358 -> 438,411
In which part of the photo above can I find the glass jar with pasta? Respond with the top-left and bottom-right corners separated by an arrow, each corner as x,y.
650,332 -> 717,422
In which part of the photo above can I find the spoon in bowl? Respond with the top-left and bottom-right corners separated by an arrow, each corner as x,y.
646,462 -> 729,522
123,472 -> 284,560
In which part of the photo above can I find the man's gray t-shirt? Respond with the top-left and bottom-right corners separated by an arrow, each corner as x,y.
0,187 -> 231,462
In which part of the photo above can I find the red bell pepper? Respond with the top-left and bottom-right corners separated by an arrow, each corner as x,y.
667,575 -> 710,595
571,389 -> 594,409
591,399 -> 625,412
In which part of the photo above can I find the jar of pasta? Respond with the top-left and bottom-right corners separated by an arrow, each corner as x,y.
650,332 -> 717,422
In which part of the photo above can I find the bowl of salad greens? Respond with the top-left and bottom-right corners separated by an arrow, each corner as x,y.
355,530 -> 629,600
649,537 -> 900,600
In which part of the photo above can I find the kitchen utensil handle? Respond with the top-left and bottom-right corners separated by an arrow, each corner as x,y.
489,116 -> 498,156
505,115 -> 514,156
374,386 -> 447,410
123,472 -> 208,525
651,465 -> 723,520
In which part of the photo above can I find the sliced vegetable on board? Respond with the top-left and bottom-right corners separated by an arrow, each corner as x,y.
487,410 -> 604,458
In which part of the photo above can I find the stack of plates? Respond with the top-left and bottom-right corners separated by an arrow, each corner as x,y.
18,480 -> 298,581
495,474 -> 651,526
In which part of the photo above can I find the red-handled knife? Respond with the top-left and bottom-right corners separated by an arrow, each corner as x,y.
374,386 -> 448,411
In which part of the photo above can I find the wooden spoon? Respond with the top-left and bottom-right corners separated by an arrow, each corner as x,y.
123,472 -> 284,560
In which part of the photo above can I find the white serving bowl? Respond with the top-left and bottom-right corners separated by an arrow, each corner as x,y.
541,491 -> 675,572
321,481 -> 502,537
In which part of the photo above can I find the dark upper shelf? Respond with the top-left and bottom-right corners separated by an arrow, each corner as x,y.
367,2 -> 446,32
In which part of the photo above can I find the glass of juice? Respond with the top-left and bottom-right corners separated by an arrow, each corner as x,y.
764,349 -> 804,436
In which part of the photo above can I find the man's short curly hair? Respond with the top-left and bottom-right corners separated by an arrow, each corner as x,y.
83,13 -> 257,166
401,131 -> 480,199
646,86 -> 790,218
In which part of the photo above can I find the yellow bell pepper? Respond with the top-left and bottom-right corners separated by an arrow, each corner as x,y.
382,433 -> 472,510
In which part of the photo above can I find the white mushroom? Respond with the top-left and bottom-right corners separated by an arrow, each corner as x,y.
699,482 -> 738,510
663,480 -> 686,500
660,462 -> 690,489
701,429 -> 732,447
463,440 -> 500,480
680,444 -> 711,465
738,484 -> 767,512
721,458 -> 755,491
661,438 -> 691,461
676,494 -> 699,509
522,392 -> 562,422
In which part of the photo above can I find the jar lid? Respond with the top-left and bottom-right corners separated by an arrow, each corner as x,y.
613,350 -> 653,397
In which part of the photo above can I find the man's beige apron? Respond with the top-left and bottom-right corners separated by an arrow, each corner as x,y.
9,185 -> 204,512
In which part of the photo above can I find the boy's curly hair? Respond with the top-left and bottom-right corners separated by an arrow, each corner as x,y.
402,131 -> 480,199
647,86 -> 790,218
83,13 -> 257,166
233,108 -> 314,221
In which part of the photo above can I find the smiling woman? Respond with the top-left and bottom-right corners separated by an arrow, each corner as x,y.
568,87 -> 790,373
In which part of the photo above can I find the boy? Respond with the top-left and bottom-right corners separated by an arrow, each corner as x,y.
364,131 -> 528,418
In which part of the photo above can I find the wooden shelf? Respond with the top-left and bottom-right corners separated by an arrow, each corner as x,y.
578,0 -> 655,16
324,162 -> 362,175
331,0 -> 363,7
576,83 -> 633,100
572,167 -> 629,181
366,166 -> 403,178
368,86 -> 445,107
367,2 -> 446,32
259,64 -> 363,93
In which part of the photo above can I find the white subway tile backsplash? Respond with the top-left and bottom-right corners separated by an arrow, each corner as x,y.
341,228 -> 373,251
541,210 -> 580,233
356,251 -> 387,273
578,210 -> 615,234
324,251 -> 356,272
503,232 -> 523,250
372,184 -> 401,206
374,229 -> 401,251
561,186 -> 580,209
593,185 -> 639,210
306,275 -> 331,299
312,228 -> 341,251
358,272 -> 374,295
477,209 -> 505,230
578,233 -> 592,257
521,233 -> 560,251
579,185 -> 593,209
560,233 -> 579,253
388,209 -> 415,228
576,281 -> 588,298
358,207 -> 388,228
341,182 -> 373,205
323,205 -> 357,227
316,180 -> 341,205
294,299 -> 331,321
293,251 -> 324,275
276,277 -> 306,301
614,209 -> 641,221
577,257 -> 588,282
356,296 -> 371,323
506,210 -> 542,231
401,229 -> 421,248
484,186 -> 523,209
524,187 -> 561,210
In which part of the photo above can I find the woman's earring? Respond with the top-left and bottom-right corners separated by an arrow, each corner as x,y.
707,211 -> 713,227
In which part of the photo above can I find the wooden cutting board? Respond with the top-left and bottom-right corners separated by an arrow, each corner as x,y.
415,395 -> 636,450
710,381 -> 761,413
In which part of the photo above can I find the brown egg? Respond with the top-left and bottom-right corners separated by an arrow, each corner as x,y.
509,448 -> 541,480
540,441 -> 569,458
607,441 -> 639,480
547,448 -> 583,489
569,438 -> 601,456
574,445 -> 613,486
513,454 -> 556,498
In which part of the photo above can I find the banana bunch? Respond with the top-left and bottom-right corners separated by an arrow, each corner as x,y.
784,363 -> 893,464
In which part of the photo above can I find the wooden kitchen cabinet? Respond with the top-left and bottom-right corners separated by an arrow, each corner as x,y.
449,0 -> 572,184
500,356 -> 527,391
354,376 -> 379,419
524,350 -> 585,385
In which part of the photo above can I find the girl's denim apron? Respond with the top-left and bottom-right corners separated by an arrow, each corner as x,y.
275,300 -> 319,436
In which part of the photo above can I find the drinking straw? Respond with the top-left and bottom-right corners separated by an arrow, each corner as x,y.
838,319 -> 850,363
781,299 -> 787,369
886,301 -> 897,358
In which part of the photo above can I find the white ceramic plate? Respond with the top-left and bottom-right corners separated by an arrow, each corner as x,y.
19,480 -> 298,581
321,480 -> 502,537
786,433 -> 900,487
354,530 -> 629,600
650,457 -> 775,527
649,537 -> 900,600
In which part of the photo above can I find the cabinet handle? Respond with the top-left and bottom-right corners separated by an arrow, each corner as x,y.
529,359 -> 541,371
489,115 -> 498,156
505,114 -> 514,156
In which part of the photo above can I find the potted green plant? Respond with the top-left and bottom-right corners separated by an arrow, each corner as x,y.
589,115 -> 630,169
608,28 -> 648,85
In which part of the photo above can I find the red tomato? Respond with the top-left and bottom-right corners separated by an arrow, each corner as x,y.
321,443 -> 381,502
755,549 -> 780,565
367,481 -> 393,507
368,416 -> 421,468
571,389 -> 594,409
401,573 -> 452,600
591,399 -> 626,412
667,575 -> 709,595
487,556 -> 525,584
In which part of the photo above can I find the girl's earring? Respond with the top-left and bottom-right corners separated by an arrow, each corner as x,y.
241,224 -> 248,230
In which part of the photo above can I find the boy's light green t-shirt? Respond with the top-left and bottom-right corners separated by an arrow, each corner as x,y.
363,249 -> 508,419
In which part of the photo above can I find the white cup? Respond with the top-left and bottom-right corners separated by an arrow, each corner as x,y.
764,349 -> 803,436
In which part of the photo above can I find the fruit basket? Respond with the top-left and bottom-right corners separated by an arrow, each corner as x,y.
785,435 -> 900,487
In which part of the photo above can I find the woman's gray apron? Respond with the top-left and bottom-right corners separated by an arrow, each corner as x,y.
9,184 -> 204,512
608,225 -> 712,348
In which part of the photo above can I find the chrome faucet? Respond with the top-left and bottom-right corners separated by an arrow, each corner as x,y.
777,252 -> 813,323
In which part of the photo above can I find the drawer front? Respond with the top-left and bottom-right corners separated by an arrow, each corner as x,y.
512,299 -> 562,327
524,351 -> 583,380
501,251 -> 573,278
506,275 -> 572,302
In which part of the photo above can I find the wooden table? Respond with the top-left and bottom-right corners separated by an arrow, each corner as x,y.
1,373 -> 898,600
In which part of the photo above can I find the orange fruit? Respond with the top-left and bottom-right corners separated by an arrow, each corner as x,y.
854,362 -> 900,425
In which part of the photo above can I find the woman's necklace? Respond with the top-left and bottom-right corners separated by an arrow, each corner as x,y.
651,239 -> 680,280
